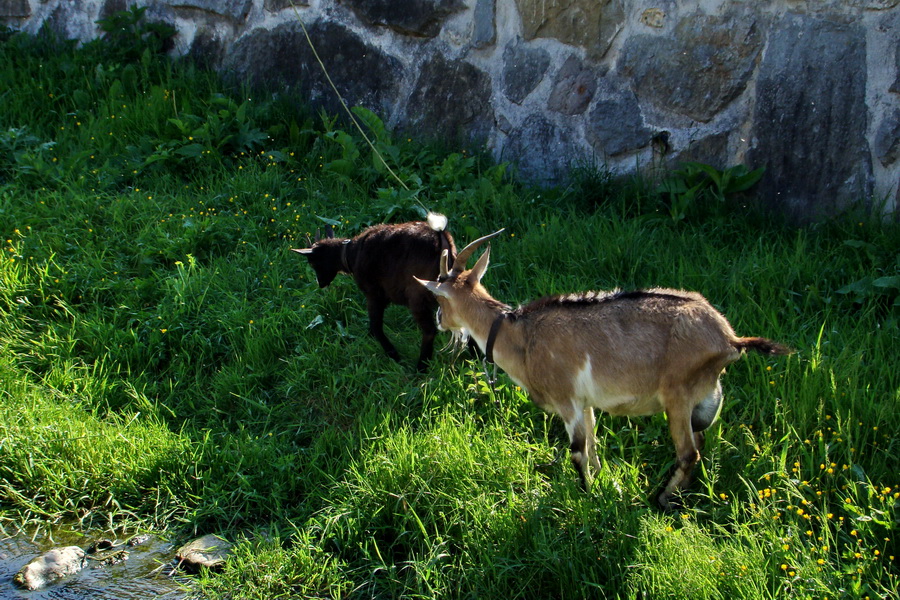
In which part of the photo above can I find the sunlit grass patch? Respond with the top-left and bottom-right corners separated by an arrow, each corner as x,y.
0,358 -> 189,524
628,515 -> 774,599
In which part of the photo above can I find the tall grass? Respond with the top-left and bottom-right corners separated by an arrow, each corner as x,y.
1,18 -> 898,599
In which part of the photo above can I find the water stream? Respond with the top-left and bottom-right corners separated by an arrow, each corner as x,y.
0,526 -> 188,600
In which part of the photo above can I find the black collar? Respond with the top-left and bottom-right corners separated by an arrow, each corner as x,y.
340,240 -> 352,273
485,312 -> 508,364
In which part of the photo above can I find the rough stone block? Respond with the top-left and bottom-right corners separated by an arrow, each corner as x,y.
0,0 -> 31,18
502,39 -> 550,104
472,0 -> 495,48
749,14 -> 872,218
547,55 -> 597,116
620,12 -> 761,123
342,0 -> 465,38
586,80 -> 653,157
675,131 -> 731,170
187,29 -> 226,69
405,54 -> 493,144
225,21 -> 402,118
502,114 -> 576,184
514,0 -> 624,59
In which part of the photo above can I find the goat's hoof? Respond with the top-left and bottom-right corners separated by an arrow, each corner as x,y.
655,490 -> 682,512
533,461 -> 554,476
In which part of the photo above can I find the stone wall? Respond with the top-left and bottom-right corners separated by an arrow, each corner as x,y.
3,0 -> 899,219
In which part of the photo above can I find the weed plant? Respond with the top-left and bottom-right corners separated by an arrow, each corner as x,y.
1,18 -> 898,600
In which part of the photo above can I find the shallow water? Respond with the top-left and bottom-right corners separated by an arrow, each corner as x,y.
0,527 -> 187,600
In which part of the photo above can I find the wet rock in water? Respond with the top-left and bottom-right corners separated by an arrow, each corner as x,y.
126,533 -> 152,547
174,534 -> 232,572
13,546 -> 86,590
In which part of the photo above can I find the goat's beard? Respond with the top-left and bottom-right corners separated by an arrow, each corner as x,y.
441,327 -> 470,352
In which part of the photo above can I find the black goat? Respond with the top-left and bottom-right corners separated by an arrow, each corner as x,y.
293,214 -> 456,371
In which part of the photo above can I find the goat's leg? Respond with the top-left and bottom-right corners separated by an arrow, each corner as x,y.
563,402 -> 593,490
410,297 -> 438,371
657,405 -> 700,511
583,406 -> 602,475
366,295 -> 400,362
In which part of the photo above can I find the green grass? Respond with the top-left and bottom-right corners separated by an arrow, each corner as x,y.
1,19 -> 898,599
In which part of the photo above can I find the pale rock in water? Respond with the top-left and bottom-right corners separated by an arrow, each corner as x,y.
175,534 -> 232,572
13,546 -> 86,590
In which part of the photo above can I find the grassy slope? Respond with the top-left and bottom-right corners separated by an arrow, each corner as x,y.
1,24 -> 898,599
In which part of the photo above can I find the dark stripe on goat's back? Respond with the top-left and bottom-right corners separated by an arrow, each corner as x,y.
510,288 -> 695,319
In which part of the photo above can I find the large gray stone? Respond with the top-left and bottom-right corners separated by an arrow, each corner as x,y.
675,131 -> 731,170
502,114 -> 577,184
404,54 -> 493,144
0,0 -> 31,18
13,547 -> 86,590
585,80 -> 653,157
167,0 -> 252,22
749,15 -> 872,219
187,28 -> 227,69
175,534 -> 232,572
341,0 -> 465,38
620,12 -> 762,123
502,39 -> 550,104
472,0 -> 495,48
547,55 -> 598,116
224,21 -> 402,119
514,0 -> 624,59
43,0 -> 96,40
874,109 -> 900,167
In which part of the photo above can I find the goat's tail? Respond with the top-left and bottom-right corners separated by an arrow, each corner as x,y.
427,212 -> 448,232
733,337 -> 794,356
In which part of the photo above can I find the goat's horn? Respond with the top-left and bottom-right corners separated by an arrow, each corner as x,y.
439,249 -> 450,279
451,228 -> 505,273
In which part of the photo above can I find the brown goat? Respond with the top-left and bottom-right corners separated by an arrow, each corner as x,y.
416,231 -> 792,509
294,213 -> 455,371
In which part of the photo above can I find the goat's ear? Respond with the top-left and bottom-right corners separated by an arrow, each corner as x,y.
292,248 -> 313,255
469,244 -> 491,284
414,277 -> 449,298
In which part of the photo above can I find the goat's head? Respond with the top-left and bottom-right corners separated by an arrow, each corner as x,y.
292,226 -> 345,288
415,229 -> 505,334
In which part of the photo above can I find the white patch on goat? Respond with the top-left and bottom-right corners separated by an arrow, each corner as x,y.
427,212 -> 448,231
572,358 -> 596,401
573,357 -> 662,416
